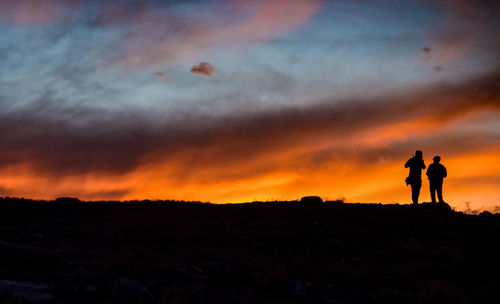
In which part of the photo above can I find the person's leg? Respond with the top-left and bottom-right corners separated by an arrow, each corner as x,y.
411,184 -> 416,204
430,182 -> 436,203
437,182 -> 444,203
416,182 -> 421,204
411,182 -> 421,204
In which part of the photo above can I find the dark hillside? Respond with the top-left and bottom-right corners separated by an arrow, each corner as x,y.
0,198 -> 499,303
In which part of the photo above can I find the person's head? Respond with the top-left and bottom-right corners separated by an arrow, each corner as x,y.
415,150 -> 423,159
433,156 -> 441,163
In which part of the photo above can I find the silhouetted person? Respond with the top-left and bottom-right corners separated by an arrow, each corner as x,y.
426,156 -> 447,203
405,150 -> 426,205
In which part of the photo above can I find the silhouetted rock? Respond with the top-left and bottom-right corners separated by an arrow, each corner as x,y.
0,280 -> 53,303
300,196 -> 323,206
110,279 -> 149,304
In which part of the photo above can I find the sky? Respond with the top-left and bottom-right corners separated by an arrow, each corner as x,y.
0,0 -> 499,211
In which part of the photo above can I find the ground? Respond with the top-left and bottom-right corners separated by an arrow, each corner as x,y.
0,198 -> 499,303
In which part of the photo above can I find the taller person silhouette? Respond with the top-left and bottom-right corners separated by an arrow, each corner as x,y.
426,156 -> 447,203
405,150 -> 426,205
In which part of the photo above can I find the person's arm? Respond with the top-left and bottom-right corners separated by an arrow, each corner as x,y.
442,166 -> 447,178
421,160 -> 426,170
426,166 -> 430,177
404,159 -> 410,168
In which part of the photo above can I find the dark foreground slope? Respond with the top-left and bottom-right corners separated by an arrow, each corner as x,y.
0,198 -> 499,304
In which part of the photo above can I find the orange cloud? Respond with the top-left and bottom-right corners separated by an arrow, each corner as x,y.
231,0 -> 326,42
123,0 -> 325,69
0,0 -> 79,25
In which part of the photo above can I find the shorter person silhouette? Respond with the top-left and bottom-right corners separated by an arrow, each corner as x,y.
426,156 -> 447,203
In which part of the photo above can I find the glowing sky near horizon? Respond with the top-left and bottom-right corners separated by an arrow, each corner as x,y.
0,0 -> 499,211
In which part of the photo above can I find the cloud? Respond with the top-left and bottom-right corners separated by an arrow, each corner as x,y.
154,72 -> 170,83
1,68 -> 499,177
428,29 -> 481,61
0,0 -> 80,25
231,0 -> 326,41
424,0 -> 500,62
433,65 -> 443,72
439,0 -> 500,21
190,62 -> 216,77
121,0 -> 325,69
422,47 -> 431,53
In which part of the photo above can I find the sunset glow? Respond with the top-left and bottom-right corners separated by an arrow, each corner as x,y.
1,0 -> 499,211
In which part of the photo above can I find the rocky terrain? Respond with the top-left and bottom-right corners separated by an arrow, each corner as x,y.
0,197 -> 499,303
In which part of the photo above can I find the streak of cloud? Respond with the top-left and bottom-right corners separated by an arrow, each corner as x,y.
154,72 -> 170,83
425,0 -> 500,62
433,65 -> 443,72
122,0 -> 325,68
0,0 -> 80,25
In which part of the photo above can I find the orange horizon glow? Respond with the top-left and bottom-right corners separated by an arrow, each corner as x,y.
1,115 -> 498,213
1,148 -> 498,213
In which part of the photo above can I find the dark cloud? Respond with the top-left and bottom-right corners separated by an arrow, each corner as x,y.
0,102 -> 163,175
210,125 -> 495,177
433,65 -> 443,72
300,132 -> 499,168
0,68 -> 499,178
425,0 -> 500,64
422,46 -> 431,53
439,0 -> 500,22
190,62 -> 216,77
